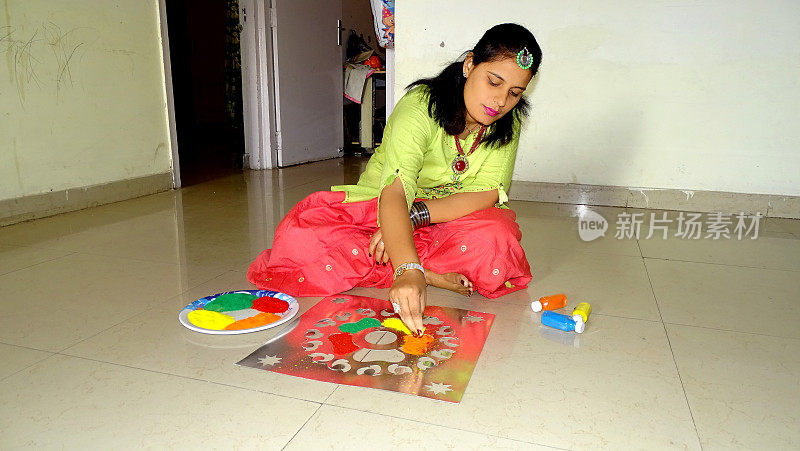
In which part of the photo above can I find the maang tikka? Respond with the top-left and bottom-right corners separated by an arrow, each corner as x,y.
516,47 -> 533,70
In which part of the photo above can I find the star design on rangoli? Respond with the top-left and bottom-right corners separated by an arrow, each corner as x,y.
463,314 -> 485,324
257,354 -> 282,366
424,382 -> 453,396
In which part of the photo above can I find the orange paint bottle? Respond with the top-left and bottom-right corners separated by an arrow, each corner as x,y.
530,294 -> 567,312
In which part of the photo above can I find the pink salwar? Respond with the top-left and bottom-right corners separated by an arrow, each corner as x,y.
247,191 -> 532,298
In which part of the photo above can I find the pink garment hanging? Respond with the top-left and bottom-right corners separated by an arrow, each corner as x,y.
247,191 -> 532,298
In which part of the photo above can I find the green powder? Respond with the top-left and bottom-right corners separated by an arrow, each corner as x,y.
339,317 -> 381,333
203,293 -> 258,312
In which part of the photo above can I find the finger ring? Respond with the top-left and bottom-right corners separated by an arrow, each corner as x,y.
391,302 -> 401,313
380,240 -> 384,246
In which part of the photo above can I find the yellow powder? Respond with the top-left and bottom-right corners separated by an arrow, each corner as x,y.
382,318 -> 417,335
187,310 -> 235,330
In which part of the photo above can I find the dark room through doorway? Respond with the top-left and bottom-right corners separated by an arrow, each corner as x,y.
165,0 -> 245,186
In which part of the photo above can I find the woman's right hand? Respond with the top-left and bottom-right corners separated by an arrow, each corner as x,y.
388,269 -> 427,334
368,228 -> 390,265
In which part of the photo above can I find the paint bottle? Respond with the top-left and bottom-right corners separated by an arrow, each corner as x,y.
572,302 -> 592,325
541,311 -> 585,333
530,294 -> 567,312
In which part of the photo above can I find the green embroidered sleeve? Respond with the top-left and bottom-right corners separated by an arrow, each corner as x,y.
462,123 -> 520,205
374,89 -> 431,212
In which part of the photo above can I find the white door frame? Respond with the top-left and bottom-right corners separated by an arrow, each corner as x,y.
157,0 -> 181,187
385,47 -> 395,118
240,0 -> 278,169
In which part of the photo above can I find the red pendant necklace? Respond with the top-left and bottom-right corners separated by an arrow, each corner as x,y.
451,125 -> 486,175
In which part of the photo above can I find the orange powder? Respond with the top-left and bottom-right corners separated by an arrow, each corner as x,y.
225,312 -> 281,330
401,334 -> 435,355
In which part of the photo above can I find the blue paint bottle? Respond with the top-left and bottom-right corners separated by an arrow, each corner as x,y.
541,311 -> 585,333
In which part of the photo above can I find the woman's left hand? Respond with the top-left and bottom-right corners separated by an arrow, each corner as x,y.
369,228 -> 390,265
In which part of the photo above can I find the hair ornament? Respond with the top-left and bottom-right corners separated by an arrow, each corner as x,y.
516,47 -> 533,70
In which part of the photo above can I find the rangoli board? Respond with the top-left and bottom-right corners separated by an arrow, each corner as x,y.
237,294 -> 494,403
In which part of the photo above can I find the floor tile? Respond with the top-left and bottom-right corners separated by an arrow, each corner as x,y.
325,296 -> 700,450
528,247 -> 659,319
0,211 -> 95,248
0,343 -> 53,380
0,201 -> 175,249
0,354 -> 319,449
0,244 -> 72,276
63,271 -> 337,403
646,259 -> 800,338
518,215 -> 642,257
391,242 -> 660,322
4,159 -> 796,448
667,324 -> 800,450
639,229 -> 800,271
0,211 -> 174,252
285,405 -> 552,450
0,253 -> 226,351
440,246 -> 660,321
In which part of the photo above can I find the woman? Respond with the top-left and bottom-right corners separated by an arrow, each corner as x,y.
248,23 -> 542,334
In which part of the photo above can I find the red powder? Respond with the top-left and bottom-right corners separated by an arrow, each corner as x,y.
252,296 -> 290,314
225,312 -> 281,330
401,334 -> 435,355
327,333 -> 359,355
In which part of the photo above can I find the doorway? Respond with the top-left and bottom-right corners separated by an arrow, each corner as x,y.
165,0 -> 245,186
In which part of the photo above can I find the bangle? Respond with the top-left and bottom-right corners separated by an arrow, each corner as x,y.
393,262 -> 425,279
409,201 -> 431,229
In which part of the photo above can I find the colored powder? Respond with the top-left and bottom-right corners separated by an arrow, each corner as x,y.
225,312 -> 281,330
187,310 -> 235,330
327,333 -> 359,354
203,293 -> 258,312
381,318 -> 414,335
401,334 -> 435,355
252,296 -> 290,314
338,317 -> 381,333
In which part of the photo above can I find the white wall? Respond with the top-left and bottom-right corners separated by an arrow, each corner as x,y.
0,0 -> 172,201
395,0 -> 800,197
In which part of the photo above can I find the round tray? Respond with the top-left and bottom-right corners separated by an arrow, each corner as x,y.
178,290 -> 299,335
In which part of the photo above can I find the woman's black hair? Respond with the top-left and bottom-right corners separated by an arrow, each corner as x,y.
406,23 -> 542,147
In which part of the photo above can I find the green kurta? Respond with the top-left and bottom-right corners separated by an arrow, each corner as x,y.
331,86 -> 520,221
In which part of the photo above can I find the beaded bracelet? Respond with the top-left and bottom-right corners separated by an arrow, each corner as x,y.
409,201 -> 431,229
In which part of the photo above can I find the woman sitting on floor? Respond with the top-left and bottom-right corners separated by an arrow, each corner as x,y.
248,23 -> 542,333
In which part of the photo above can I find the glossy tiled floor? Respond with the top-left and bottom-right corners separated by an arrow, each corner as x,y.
1,158 -> 798,449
